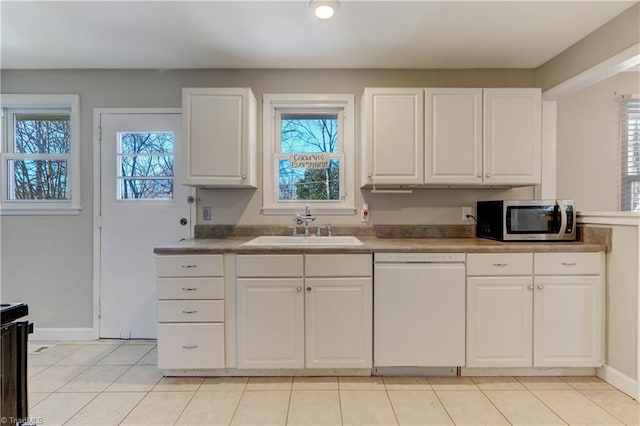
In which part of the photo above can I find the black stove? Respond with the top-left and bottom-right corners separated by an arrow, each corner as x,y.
1,303 -> 29,324
1,302 -> 32,425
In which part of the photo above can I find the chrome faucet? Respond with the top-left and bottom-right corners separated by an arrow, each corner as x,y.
292,204 -> 316,237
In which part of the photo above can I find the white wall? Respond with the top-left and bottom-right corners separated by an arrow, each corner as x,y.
0,68 -> 536,330
556,71 -> 640,211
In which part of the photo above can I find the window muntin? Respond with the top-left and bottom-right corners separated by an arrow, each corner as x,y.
262,94 -> 355,215
620,97 -> 640,211
117,132 -> 175,200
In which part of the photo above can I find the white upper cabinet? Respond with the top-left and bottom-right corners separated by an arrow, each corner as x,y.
425,88 -> 483,185
483,88 -> 541,185
361,88 -> 424,186
362,86 -> 541,187
182,88 -> 257,187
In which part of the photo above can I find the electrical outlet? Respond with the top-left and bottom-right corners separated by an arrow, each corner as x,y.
462,206 -> 473,221
203,206 -> 212,221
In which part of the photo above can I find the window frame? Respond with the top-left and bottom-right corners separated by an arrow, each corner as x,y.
0,94 -> 80,215
262,93 -> 355,215
620,95 -> 640,211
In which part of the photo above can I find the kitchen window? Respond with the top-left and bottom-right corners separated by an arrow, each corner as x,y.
620,95 -> 640,211
0,94 -> 80,215
262,94 -> 355,215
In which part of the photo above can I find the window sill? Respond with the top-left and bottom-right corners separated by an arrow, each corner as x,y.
0,206 -> 82,216
261,206 -> 356,216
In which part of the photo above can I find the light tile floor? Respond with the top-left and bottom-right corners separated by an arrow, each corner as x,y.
25,340 -> 640,426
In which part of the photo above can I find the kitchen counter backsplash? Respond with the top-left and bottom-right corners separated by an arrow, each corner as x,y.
194,224 -> 475,239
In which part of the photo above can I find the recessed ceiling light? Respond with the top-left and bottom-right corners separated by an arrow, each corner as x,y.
310,1 -> 339,20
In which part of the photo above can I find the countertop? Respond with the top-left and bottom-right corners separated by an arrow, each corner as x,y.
154,236 -> 606,255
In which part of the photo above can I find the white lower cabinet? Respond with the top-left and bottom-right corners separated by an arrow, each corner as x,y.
156,254 -> 225,370
466,252 -> 604,368
236,254 -> 372,370
467,276 -> 533,367
236,278 -> 305,369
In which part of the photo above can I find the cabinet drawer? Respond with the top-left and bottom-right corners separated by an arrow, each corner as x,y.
534,252 -> 602,276
156,255 -> 223,277
305,254 -> 372,277
467,253 -> 533,276
158,300 -> 224,323
157,277 -> 224,300
157,323 -> 225,369
236,255 -> 303,277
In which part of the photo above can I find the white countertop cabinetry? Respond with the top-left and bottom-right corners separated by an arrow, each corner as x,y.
466,252 -> 604,369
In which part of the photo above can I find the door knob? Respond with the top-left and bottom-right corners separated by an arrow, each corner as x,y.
179,218 -> 188,226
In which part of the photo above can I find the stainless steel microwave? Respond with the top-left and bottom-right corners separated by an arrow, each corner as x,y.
476,200 -> 576,241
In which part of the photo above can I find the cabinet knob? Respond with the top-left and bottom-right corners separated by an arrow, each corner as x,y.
527,285 -> 534,290
477,173 -> 482,178
537,285 -> 544,290
241,175 -> 246,180
306,287 -> 312,291
296,287 -> 302,292
485,173 -> 491,178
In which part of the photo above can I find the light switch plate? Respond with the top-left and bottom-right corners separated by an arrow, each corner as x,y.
203,206 -> 212,221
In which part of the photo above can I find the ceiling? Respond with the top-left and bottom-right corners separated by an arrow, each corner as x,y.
1,1 -> 636,70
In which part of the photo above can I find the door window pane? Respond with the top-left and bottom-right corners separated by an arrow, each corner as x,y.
117,132 -> 174,200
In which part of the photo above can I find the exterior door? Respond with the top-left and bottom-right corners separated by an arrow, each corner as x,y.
98,111 -> 192,338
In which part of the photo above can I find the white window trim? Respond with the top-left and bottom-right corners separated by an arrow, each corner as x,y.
0,94 -> 80,215
262,93 -> 355,215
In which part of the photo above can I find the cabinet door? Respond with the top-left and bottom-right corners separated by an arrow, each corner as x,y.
236,278 -> 304,369
361,88 -> 424,186
182,88 -> 256,187
466,276 -> 533,367
483,88 -> 541,185
425,88 -> 482,185
533,276 -> 603,367
305,278 -> 372,368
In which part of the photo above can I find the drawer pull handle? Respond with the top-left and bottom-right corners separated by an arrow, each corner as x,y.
181,265 -> 198,269
182,310 -> 198,314
181,287 -> 197,291
561,262 -> 576,267
182,344 -> 198,349
493,263 -> 508,267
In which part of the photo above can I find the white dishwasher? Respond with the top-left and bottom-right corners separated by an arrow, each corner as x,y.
374,252 -> 465,368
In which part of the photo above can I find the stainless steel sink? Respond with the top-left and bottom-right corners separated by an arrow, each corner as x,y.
242,235 -> 363,246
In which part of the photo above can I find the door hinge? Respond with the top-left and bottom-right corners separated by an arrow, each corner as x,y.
98,303 -> 102,319
187,195 -> 195,204
97,126 -> 102,141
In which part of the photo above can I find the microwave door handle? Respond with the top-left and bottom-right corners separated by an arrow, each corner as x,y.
556,200 -> 568,240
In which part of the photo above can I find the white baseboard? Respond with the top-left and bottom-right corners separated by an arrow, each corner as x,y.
598,365 -> 638,400
30,327 -> 97,341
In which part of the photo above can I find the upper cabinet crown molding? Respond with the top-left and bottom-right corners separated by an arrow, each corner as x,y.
361,87 -> 542,188
182,87 -> 257,188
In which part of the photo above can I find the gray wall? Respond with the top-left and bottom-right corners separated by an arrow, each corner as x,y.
0,68 -> 536,330
556,71 -> 640,211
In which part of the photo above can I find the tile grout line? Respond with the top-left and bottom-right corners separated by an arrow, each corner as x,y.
117,390 -> 151,425
427,377 -> 464,426
284,382 -> 293,426
172,377 -> 203,425
518,378 -> 571,426
227,378 -> 249,426
577,387 -> 629,425
475,384 -> 516,425
382,380 -> 401,426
